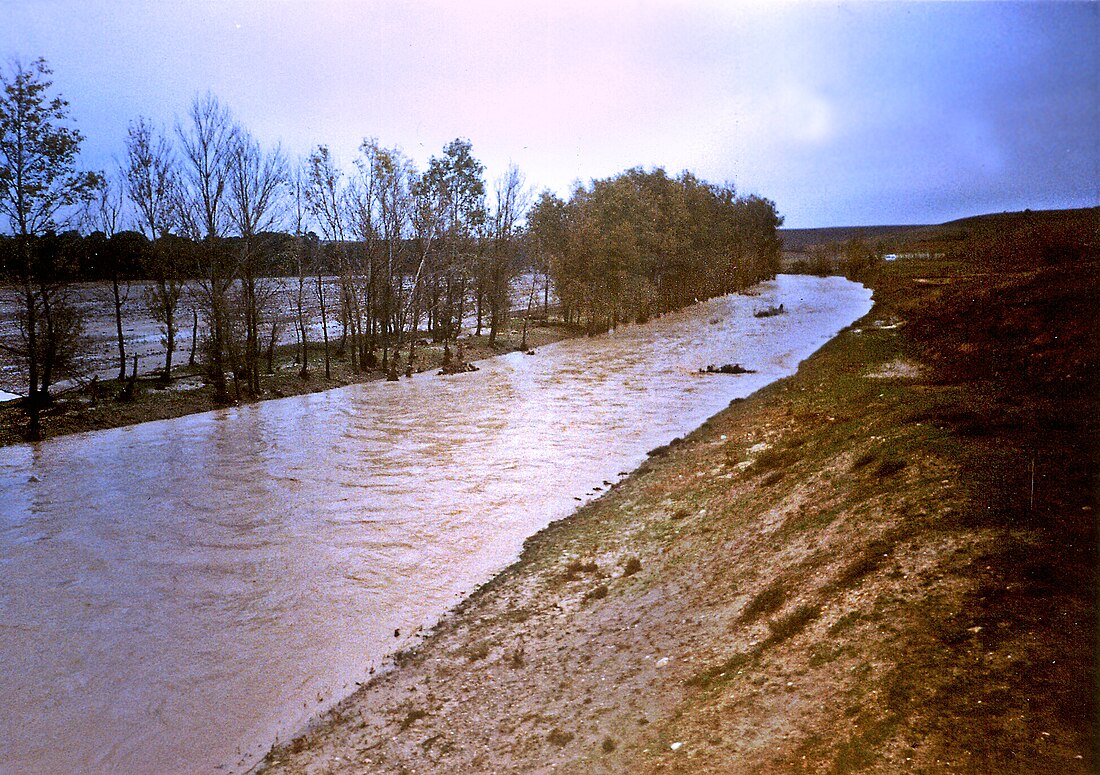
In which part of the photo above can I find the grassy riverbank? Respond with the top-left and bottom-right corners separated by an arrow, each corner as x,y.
0,320 -> 572,447
257,214 -> 1096,773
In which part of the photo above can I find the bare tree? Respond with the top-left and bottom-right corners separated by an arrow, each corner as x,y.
87,172 -> 132,380
398,168 -> 447,375
0,58 -> 97,437
420,139 -> 486,361
347,139 -> 385,369
305,146 -> 348,378
353,139 -> 415,373
226,126 -> 288,393
125,118 -> 177,236
314,238 -> 331,380
176,92 -> 236,403
374,144 -> 415,374
285,162 -> 315,379
124,116 -> 183,384
487,163 -> 531,345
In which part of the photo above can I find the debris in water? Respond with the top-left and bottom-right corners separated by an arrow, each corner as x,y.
438,361 -> 479,376
700,363 -> 757,375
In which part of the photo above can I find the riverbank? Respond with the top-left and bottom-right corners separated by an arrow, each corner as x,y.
0,319 -> 573,447
256,244 -> 1095,772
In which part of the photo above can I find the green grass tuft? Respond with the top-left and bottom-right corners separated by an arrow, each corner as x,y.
740,581 -> 787,623
765,603 -> 822,645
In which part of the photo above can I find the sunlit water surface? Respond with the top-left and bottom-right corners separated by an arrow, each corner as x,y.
0,275 -> 871,774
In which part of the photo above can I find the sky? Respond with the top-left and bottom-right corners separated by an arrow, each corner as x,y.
2,0 -> 1097,228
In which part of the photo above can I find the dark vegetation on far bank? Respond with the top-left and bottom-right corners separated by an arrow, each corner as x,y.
258,206 -> 1097,774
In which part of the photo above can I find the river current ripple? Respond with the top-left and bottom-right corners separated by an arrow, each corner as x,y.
0,274 -> 872,774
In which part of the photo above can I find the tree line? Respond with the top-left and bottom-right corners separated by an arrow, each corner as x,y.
1,57 -> 784,440
0,229 -> 304,283
526,167 -> 783,334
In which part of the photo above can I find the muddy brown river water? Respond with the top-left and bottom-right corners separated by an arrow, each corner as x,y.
0,275 -> 872,774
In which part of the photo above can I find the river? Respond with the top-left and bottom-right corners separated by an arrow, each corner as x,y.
0,274 -> 872,774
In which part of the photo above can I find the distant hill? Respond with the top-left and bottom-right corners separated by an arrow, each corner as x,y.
779,225 -> 929,252
780,207 -> 1098,253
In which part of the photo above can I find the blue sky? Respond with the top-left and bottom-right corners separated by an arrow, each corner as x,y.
2,0 -> 1097,228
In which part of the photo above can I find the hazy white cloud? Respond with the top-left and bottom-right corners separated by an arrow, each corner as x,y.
733,82 -> 838,151
1,0 -> 1097,227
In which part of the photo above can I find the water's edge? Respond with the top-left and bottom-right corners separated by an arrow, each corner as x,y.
246,282 -> 875,773
0,275 -> 873,775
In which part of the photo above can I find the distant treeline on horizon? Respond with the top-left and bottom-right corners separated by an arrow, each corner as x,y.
0,229 -> 484,282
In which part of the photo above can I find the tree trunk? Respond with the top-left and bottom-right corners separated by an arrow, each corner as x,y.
245,270 -> 260,394
267,322 -> 278,375
208,279 -> 229,405
297,276 -> 309,380
164,302 -> 176,384
520,271 -> 539,351
474,281 -> 485,336
22,278 -> 41,441
318,274 -> 331,379
39,286 -> 55,401
113,277 -> 127,381
188,307 -> 198,368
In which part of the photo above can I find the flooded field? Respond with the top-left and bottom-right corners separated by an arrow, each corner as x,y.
0,275 -> 872,774
0,274 -> 549,396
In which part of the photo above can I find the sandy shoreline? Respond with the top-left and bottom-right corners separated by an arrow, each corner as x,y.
253,255 -> 1095,774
